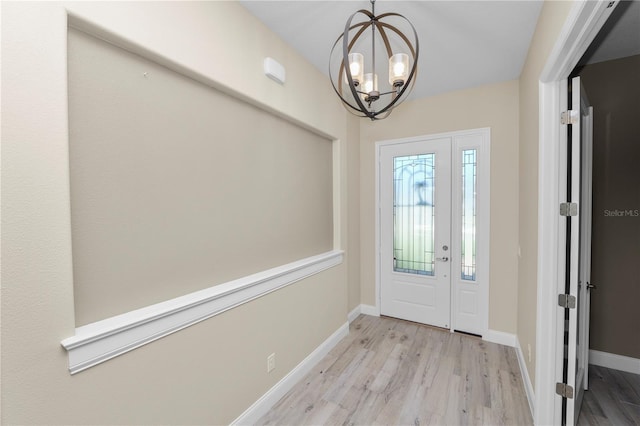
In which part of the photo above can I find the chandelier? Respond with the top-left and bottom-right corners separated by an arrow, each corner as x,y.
329,0 -> 419,121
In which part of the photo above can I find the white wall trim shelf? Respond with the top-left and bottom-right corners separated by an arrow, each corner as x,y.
61,250 -> 344,374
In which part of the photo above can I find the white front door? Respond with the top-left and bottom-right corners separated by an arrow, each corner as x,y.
379,138 -> 452,328
378,129 -> 490,335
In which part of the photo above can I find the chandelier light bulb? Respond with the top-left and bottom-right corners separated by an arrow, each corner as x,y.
347,53 -> 364,86
389,53 -> 410,87
362,73 -> 380,103
363,73 -> 378,94
393,62 -> 404,76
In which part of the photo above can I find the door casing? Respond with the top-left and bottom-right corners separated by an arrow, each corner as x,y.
535,2 -> 618,424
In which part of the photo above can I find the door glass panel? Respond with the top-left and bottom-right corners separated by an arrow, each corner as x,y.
393,154 -> 435,275
462,149 -> 476,281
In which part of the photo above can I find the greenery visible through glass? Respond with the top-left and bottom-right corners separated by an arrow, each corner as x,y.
393,154 -> 435,275
462,149 -> 477,281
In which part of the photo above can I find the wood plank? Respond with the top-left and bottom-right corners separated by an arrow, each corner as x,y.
578,364 -> 640,425
255,315 -> 532,425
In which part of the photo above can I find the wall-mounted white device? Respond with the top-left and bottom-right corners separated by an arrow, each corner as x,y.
264,57 -> 286,85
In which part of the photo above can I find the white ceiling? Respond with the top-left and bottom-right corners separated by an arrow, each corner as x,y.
240,1 -> 544,101
240,1 -> 639,101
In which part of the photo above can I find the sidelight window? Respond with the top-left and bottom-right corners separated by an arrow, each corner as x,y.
461,149 -> 477,281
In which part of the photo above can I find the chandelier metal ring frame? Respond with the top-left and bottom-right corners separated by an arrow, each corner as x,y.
329,2 -> 419,121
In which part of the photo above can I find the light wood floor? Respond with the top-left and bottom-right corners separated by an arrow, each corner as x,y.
578,365 -> 640,425
257,315 -> 532,425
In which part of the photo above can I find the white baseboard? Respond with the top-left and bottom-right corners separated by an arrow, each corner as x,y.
349,304 -> 379,321
347,305 -> 361,323
515,337 -> 535,418
231,322 -> 349,425
483,329 -> 516,347
360,304 -> 380,317
589,349 -> 640,375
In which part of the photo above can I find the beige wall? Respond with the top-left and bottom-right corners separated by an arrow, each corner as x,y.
1,2 -> 354,424
580,55 -> 640,359
2,0 -> 589,422
67,28 -> 335,325
517,0 -> 573,390
359,80 -> 520,334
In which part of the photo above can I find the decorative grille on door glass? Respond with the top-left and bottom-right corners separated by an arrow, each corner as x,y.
461,149 -> 477,281
393,154 -> 435,276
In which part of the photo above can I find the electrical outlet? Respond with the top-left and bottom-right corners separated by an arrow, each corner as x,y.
267,353 -> 276,373
527,344 -> 532,363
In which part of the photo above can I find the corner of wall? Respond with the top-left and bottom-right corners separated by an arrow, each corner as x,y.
347,113 -> 362,313
515,0 -> 575,395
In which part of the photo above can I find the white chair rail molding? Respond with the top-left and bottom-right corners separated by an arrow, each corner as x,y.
61,250 -> 343,374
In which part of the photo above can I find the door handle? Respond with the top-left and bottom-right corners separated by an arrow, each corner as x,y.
587,282 -> 597,290
436,257 -> 449,262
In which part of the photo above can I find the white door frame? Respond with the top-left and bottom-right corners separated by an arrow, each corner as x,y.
535,2 -> 617,424
375,128 -> 490,337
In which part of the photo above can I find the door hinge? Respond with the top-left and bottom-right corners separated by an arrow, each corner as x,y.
556,382 -> 574,399
558,294 -> 576,309
561,110 -> 578,125
560,202 -> 578,216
